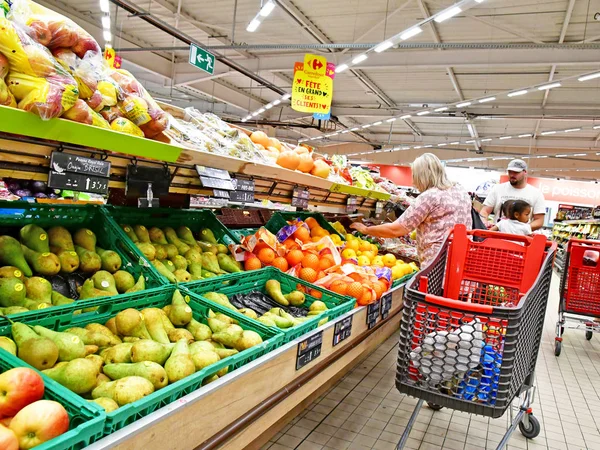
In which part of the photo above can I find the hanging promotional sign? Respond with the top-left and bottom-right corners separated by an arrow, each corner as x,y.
291,54 -> 334,115
104,47 -> 122,69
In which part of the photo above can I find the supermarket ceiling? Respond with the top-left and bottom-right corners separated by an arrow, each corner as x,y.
39,0 -> 600,181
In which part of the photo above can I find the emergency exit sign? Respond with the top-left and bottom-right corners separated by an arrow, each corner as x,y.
189,43 -> 215,74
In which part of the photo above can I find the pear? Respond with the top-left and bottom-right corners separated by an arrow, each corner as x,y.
212,324 -> 244,349
86,354 -> 105,373
203,292 -> 237,311
171,255 -> 188,271
238,308 -> 258,320
153,244 -> 168,261
189,341 -> 215,354
20,224 -> 50,253
214,313 -> 237,325
199,228 -> 218,245
174,269 -> 192,283
207,317 -> 228,334
92,376 -> 154,406
84,344 -> 99,356
96,247 -> 122,274
24,277 -> 52,303
73,228 -> 97,252
163,227 -> 190,255
168,328 -> 194,343
103,362 -> 168,390
3,306 -> 29,315
33,325 -> 86,361
186,318 -> 212,341
86,323 -> 122,345
214,348 -> 239,359
79,279 -> 110,301
43,358 -> 99,394
48,226 -> 75,252
136,242 -> 156,261
91,271 -> 118,295
0,266 -> 25,281
160,259 -> 176,274
115,309 -> 152,339
0,236 -> 32,277
120,225 -> 139,243
176,226 -> 198,247
0,277 -> 26,307
75,246 -> 102,274
197,241 -> 218,255
188,263 -> 204,280
51,291 -> 74,307
201,253 -> 223,274
148,227 -> 168,245
21,246 -> 60,276
159,311 -> 175,333
113,270 -> 136,293
133,225 -> 150,243
103,318 -> 120,337
141,308 -> 170,344
64,327 -> 113,347
191,350 -> 220,371
12,323 -> 58,370
88,397 -> 119,413
123,337 -> 141,343
202,374 -> 219,386
96,373 -> 111,386
151,260 -> 176,283
100,343 -> 133,364
125,275 -> 145,294
168,290 -> 193,326
0,336 -> 16,355
235,330 -> 263,351
164,339 -> 195,383
164,244 -> 179,260
184,248 -> 202,265
56,250 -> 80,274
130,340 -> 174,365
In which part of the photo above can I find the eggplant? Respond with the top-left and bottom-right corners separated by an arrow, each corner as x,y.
34,192 -> 48,198
230,291 -> 307,317
31,181 -> 47,193
49,275 -> 71,298
66,272 -> 87,299
15,189 -> 32,198
5,180 -> 20,192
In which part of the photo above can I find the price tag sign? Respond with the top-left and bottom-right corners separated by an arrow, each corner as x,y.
347,196 -> 358,213
366,300 -> 380,329
51,152 -> 111,177
199,176 -> 235,190
229,190 -> 255,203
196,166 -> 231,180
212,189 -> 230,199
292,187 -> 310,208
233,178 -> 255,191
296,331 -> 323,370
380,293 -> 392,320
332,315 -> 353,347
48,172 -> 109,195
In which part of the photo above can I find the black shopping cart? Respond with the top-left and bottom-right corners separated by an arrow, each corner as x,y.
395,224 -> 555,449
555,238 -> 600,356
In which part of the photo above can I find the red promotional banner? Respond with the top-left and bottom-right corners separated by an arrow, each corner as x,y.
500,176 -> 600,205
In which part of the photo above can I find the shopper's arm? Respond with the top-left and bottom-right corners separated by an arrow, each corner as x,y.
350,221 -> 409,238
530,214 -> 545,231
479,205 -> 493,220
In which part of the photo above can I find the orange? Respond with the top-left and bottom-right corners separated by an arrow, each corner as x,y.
252,242 -> 270,254
311,226 -> 328,238
305,217 -> 318,229
257,247 -> 275,265
310,289 -> 322,299
346,240 -> 359,252
293,226 -> 310,243
299,267 -> 317,283
319,258 -> 333,271
330,280 -> 348,296
348,273 -> 363,282
244,256 -> 262,271
317,270 -> 326,280
370,243 -> 379,255
283,239 -> 300,251
359,241 -> 372,252
296,283 -> 307,293
301,253 -> 320,270
373,281 -> 388,299
358,289 -> 373,305
286,249 -> 304,267
347,282 -> 364,300
311,236 -> 321,243
272,256 -> 289,272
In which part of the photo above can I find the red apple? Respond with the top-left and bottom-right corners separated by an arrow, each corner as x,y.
0,424 -> 18,450
72,37 -> 101,59
26,20 -> 51,46
0,368 -> 44,418
0,417 -> 13,427
10,400 -> 69,450
48,21 -> 78,48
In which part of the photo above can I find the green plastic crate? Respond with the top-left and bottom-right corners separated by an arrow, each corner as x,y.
391,271 -> 417,289
265,212 -> 344,240
0,352 -> 105,450
230,227 -> 259,241
183,267 -> 355,343
102,206 -> 241,284
0,284 -> 283,435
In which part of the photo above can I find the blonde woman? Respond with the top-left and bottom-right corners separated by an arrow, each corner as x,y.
351,153 -> 472,268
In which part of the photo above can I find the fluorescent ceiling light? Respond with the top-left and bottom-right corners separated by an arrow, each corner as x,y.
103,30 -> 111,41
438,143 -> 447,146
481,138 -> 492,142
434,107 -> 448,112
424,145 -> 433,148
400,27 -> 423,40
246,18 -> 261,32
101,16 -> 110,29
556,154 -> 568,157
479,96 -> 496,103
518,133 -> 532,138
499,136 -> 512,140
340,130 -> 350,133
401,146 -> 410,150
435,6 -> 462,23
573,153 -> 587,157
352,54 -> 368,64
100,0 -> 109,13
350,127 -> 359,131
450,142 -> 459,145
335,64 -> 348,73
313,136 -> 323,140
273,99 -> 281,105
417,111 -> 430,116
466,140 -> 476,144
259,0 -> 276,17
467,123 -> 475,137
456,101 -> 471,108
372,121 -> 382,126
578,72 -> 600,82
540,130 -> 556,135
564,128 -> 581,133
257,108 -> 266,113
265,104 -> 273,109
507,90 -> 527,97
537,155 -> 548,158
282,94 -> 291,100
538,82 -> 561,91
251,112 -> 259,117
362,124 -> 372,128
474,0 -> 485,2
414,146 -> 422,149
594,125 -> 600,130
400,115 -> 412,120
386,118 -> 397,123
241,118 -> 247,122
374,41 -> 394,53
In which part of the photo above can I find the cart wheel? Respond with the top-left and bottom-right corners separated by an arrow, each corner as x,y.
519,414 -> 540,439
554,340 -> 562,356
586,330 -> 593,340
426,402 -> 443,411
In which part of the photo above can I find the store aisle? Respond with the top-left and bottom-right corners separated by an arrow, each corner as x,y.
263,274 -> 600,450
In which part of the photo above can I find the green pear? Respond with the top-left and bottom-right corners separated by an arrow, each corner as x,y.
148,227 -> 168,245
207,317 -> 228,334
133,225 -> 150,243
12,323 -> 59,370
199,228 -> 218,245
174,269 -> 192,283
0,277 -> 26,307
159,311 -> 175,333
24,277 -> 52,303
23,299 -> 52,311
164,244 -> 179,260
164,339 -> 195,383
201,253 -> 223,274
214,348 -> 239,359
56,250 -> 80,274
0,336 -> 16,355
100,343 -> 133,364
114,270 -> 136,293
125,275 -> 146,294
201,269 -> 216,278
73,228 -> 97,252
86,354 -> 105,373
151,260 -> 176,283
0,266 -> 25,280
21,246 -> 60,276
88,397 -> 119,412
79,279 -> 110,301
235,330 -> 263,351
189,341 -> 215,354
167,328 -> 193,343
191,350 -> 220,371
202,374 -> 219,386
186,318 -> 212,341
115,309 -> 152,339
214,313 -> 237,325
184,249 -> 202,265
203,292 -> 237,312
217,254 -> 242,273
33,325 -> 86,361
48,226 -> 75,251
153,244 -> 168,261
43,358 -> 99,394
164,227 -> 191,255
141,308 -> 170,344
75,246 -> 102,274
0,236 -> 32,277
103,361 -> 168,390
96,247 -> 122,273
168,290 -> 193,326
120,225 -> 139,243
188,263 -> 204,280
50,291 -> 74,307
130,340 -> 174,365
85,323 -> 122,346
171,255 -> 188,271
19,224 -> 50,253
136,242 -> 156,261
197,241 -> 218,255
159,259 -> 176,274
176,226 -> 198,247
103,319 -> 120,337
212,324 -> 244,348
92,376 -> 154,406
216,244 -> 229,255
91,271 -> 118,294
64,327 -> 113,347
3,306 -> 29,315
238,308 -> 258,319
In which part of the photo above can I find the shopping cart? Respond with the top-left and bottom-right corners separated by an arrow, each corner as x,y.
395,224 -> 555,449
555,239 -> 600,356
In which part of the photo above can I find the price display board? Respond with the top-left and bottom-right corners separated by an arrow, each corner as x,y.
292,187 -> 310,208
380,293 -> 392,320
230,178 -> 255,203
49,151 -> 110,195
332,316 -> 353,346
366,300 -> 380,329
296,331 -> 323,370
48,171 -> 109,195
347,196 -> 358,213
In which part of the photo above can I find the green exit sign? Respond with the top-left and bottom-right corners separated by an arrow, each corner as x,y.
188,43 -> 215,74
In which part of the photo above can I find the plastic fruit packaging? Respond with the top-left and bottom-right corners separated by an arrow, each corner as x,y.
62,98 -> 110,128
110,117 -> 144,137
0,53 -> 16,107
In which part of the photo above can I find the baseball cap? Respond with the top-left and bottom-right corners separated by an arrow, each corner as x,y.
507,159 -> 527,172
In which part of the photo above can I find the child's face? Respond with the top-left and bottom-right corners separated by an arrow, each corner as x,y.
515,207 -> 532,223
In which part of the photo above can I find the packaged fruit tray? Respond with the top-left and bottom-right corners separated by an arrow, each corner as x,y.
0,202 -> 163,324
102,206 -> 243,284
265,212 -> 345,240
0,352 -> 106,450
0,284 -> 283,436
183,267 -> 355,343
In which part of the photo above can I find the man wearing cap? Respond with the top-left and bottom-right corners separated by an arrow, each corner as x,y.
480,159 -> 546,231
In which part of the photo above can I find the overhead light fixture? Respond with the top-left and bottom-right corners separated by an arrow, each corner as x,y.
466,139 -> 476,144
499,136 -> 512,140
265,104 -> 273,109
251,112 -> 259,117
573,153 -> 587,157
564,128 -> 581,133
241,118 -> 247,123
335,64 -> 348,73
314,136 -> 323,140
341,130 -> 350,134
467,123 -> 475,137
352,54 -> 368,64
456,101 -> 471,108
435,6 -> 462,23
400,27 -> 423,40
350,127 -> 359,131
372,121 -> 382,126
538,82 -> 561,91
556,154 -> 568,157
258,0 -> 276,17
594,125 -> 600,130
417,111 -> 430,116
479,96 -> 496,103
400,115 -> 412,120
386,118 -> 397,123
100,0 -> 109,13
481,138 -> 492,142
518,133 -> 532,138
424,145 -> 433,148
101,15 -> 110,29
434,107 -> 448,112
450,142 -> 460,145
282,93 -> 291,100
374,41 -> 394,53
578,72 -> 600,81
362,124 -> 372,128
103,30 -> 111,41
537,155 -> 548,158
540,130 -> 556,135
414,146 -> 422,149
507,90 -> 528,97
474,0 -> 485,3
273,99 -> 281,105
438,143 -> 447,146
246,18 -> 261,32
257,108 -> 266,113
401,146 -> 410,150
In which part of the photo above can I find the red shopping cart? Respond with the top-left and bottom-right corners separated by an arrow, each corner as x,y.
555,239 -> 600,356
395,224 -> 555,449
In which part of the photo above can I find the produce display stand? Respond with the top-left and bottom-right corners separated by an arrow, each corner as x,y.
84,281 -> 408,450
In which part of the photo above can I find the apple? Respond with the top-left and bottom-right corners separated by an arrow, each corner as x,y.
62,99 -> 93,125
0,368 -> 44,418
10,400 -> 69,450
0,424 -> 18,450
48,21 -> 78,48
0,417 -> 13,427
26,20 -> 51,46
72,37 -> 101,59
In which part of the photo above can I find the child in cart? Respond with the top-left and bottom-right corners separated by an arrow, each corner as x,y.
491,200 -> 532,236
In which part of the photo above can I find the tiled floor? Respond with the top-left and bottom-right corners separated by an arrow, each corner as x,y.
262,273 -> 600,450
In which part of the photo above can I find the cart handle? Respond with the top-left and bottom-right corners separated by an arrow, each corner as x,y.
468,229 -> 533,244
425,294 -> 494,314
